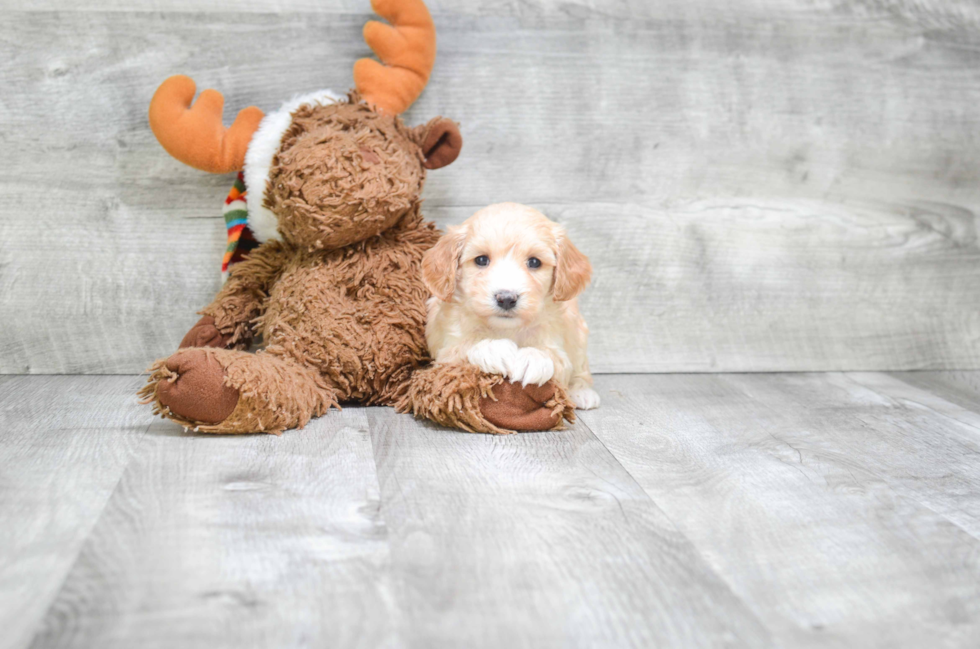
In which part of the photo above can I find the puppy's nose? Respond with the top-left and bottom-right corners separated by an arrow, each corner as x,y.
495,291 -> 519,311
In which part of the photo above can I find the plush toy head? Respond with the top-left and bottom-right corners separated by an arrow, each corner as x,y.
147,0 -> 462,252
264,97 -> 459,250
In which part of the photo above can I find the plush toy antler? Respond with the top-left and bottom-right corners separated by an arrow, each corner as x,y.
148,75 -> 264,173
354,0 -> 436,115
148,0 -> 434,173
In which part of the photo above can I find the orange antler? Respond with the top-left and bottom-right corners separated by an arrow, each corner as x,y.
148,75 -> 264,174
353,0 -> 436,115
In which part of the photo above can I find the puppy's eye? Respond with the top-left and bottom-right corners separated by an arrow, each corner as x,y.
527,257 -> 542,269
474,255 -> 490,267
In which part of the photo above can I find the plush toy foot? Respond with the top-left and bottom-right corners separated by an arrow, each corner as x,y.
480,380 -> 565,431
155,348 -> 240,424
396,362 -> 575,434
179,315 -> 235,349
140,347 -> 339,434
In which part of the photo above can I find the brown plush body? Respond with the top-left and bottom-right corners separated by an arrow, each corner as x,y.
145,210 -> 433,433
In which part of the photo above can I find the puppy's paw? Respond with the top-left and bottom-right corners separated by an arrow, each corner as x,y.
507,348 -> 555,387
467,339 -> 519,377
570,387 -> 601,410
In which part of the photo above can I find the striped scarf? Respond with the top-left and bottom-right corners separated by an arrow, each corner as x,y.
222,172 -> 260,280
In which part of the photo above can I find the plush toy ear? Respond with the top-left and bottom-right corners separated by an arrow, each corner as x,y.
552,229 -> 592,301
422,225 -> 466,300
416,117 -> 463,169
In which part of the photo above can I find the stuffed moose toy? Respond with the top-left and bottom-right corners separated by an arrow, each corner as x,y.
139,0 -> 575,434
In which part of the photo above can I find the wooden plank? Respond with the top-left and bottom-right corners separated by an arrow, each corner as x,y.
0,376 -> 148,649
0,0 -> 544,13
7,0 -> 980,27
366,407 -> 771,648
532,200 -> 980,372
821,371 -> 980,538
579,373 -> 980,647
888,370 -> 980,414
8,371 -> 980,646
27,407 -> 396,649
3,6 -> 980,373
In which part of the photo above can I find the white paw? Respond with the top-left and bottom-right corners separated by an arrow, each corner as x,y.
467,339 -> 519,376
570,387 -> 601,410
506,348 -> 555,387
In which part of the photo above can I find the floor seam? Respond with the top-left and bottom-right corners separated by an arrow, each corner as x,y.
24,413 -> 154,648
573,408 -> 778,647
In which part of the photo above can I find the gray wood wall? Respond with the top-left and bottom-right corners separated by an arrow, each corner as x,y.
2,0 -> 979,374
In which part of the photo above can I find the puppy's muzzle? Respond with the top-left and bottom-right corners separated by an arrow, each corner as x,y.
494,290 -> 519,311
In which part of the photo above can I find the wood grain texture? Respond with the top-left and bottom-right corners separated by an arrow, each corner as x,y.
6,372 -> 980,646
27,407 -> 395,649
6,0 -> 980,27
366,407 -> 771,648
579,373 -> 980,647
0,376 -> 150,649
889,370 -> 980,414
3,2 -> 980,373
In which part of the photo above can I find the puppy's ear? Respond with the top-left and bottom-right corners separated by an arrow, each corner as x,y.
553,229 -> 592,301
422,225 -> 466,301
413,117 -> 463,170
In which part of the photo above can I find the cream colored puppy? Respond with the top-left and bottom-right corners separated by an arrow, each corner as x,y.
421,202 -> 600,410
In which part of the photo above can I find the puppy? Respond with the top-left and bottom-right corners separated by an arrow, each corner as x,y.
421,202 -> 600,410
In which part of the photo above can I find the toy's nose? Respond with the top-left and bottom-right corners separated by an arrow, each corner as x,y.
495,291 -> 519,311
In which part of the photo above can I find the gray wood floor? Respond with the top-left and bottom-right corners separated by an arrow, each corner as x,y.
3,372 -> 980,648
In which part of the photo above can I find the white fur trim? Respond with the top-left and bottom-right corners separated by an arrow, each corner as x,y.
243,89 -> 345,243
